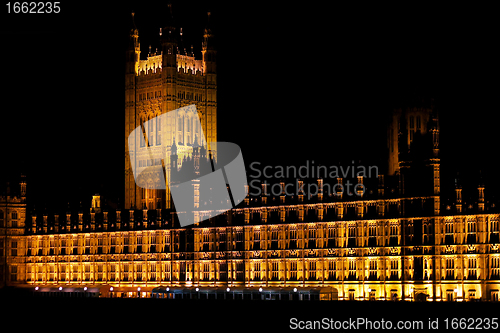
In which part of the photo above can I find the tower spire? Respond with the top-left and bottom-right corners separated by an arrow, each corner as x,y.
127,11 -> 140,68
202,10 -> 216,75
202,11 -> 214,51
131,11 -> 137,31
164,3 -> 175,31
178,27 -> 186,55
161,3 -> 177,68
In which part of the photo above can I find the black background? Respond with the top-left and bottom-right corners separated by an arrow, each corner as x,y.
0,2 -> 498,211
1,2 -> 500,327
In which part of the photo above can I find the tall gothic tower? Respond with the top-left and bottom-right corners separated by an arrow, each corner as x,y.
387,101 -> 440,214
124,7 -> 217,210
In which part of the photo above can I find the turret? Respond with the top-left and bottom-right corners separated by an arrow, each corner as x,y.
377,174 -> 385,197
103,211 -> 108,231
20,174 -> 26,201
116,210 -> 121,230
42,213 -> 47,234
65,207 -> 71,232
126,12 -> 140,75
31,213 -> 36,234
91,194 -> 101,213
455,177 -> 462,214
202,11 -> 217,153
129,209 -> 135,230
478,178 -> 485,212
54,214 -> 59,233
78,209 -> 83,232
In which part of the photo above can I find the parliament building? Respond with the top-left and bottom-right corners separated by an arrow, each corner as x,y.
1,9 -> 500,302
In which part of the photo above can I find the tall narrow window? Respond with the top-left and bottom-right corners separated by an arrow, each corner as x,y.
369,260 -> 377,280
156,116 -> 161,146
290,261 -> 297,280
140,124 -> 146,148
177,115 -> 183,144
148,118 -> 154,146
445,258 -> 455,279
348,260 -> 356,280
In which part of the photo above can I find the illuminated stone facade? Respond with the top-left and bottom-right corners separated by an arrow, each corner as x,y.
124,10 -> 217,210
2,181 -> 500,301
2,12 -> 500,302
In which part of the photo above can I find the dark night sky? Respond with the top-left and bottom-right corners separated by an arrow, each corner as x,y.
0,2 -> 498,211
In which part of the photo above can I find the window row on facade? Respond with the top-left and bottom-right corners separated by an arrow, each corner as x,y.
23,255 -> 500,285
138,90 -> 162,101
176,90 -> 203,102
23,216 -> 500,256
136,89 -> 205,103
